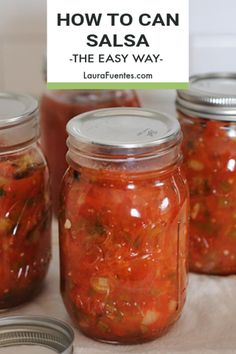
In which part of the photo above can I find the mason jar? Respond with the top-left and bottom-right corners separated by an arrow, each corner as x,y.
59,108 -> 189,343
177,72 -> 236,275
40,90 -> 140,214
0,93 -> 51,309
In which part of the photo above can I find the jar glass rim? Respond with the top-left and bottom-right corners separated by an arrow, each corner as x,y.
67,108 -> 181,156
0,93 -> 39,150
0,92 -> 38,128
176,72 -> 236,120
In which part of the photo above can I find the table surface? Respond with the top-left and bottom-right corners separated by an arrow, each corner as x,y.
4,92 -> 236,354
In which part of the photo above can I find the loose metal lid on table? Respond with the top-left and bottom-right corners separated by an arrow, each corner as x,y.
0,316 -> 74,354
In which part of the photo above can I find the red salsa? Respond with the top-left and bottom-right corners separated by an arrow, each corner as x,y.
0,92 -> 51,309
59,108 -> 189,343
179,112 -> 236,274
177,73 -> 236,275
40,90 -> 140,214
0,149 -> 51,309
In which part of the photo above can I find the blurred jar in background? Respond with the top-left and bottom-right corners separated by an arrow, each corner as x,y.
0,93 -> 51,309
40,89 -> 140,214
177,73 -> 236,275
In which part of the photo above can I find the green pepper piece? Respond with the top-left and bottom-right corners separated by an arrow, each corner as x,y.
228,228 -> 236,238
220,181 -> 232,193
0,188 -> 6,197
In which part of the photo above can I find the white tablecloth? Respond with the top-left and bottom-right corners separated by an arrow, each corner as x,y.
4,92 -> 236,353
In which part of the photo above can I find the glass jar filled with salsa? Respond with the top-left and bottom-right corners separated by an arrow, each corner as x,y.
59,108 -> 189,343
177,73 -> 236,275
40,90 -> 140,214
0,93 -> 51,309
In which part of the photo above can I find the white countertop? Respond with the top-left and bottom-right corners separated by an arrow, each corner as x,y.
4,92 -> 236,354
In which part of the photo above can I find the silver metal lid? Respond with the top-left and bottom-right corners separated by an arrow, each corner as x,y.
176,72 -> 236,120
0,316 -> 74,354
0,93 -> 39,149
67,108 -> 181,156
0,92 -> 38,127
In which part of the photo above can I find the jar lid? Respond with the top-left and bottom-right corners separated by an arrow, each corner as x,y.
176,72 -> 236,120
0,93 -> 39,149
0,92 -> 38,128
0,316 -> 74,354
67,108 -> 181,157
